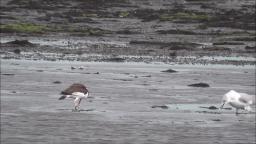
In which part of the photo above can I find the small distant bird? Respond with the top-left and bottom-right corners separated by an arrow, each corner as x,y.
220,90 -> 254,115
59,83 -> 89,112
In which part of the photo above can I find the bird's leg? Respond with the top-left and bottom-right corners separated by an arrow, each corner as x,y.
235,108 -> 239,116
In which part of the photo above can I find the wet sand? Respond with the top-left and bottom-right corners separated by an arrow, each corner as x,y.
1,59 -> 255,144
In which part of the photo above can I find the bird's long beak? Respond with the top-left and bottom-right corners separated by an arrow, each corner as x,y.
219,102 -> 225,109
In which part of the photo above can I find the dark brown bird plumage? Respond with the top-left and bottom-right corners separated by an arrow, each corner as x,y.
61,83 -> 88,95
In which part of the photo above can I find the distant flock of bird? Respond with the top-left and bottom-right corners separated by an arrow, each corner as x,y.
59,83 -> 254,115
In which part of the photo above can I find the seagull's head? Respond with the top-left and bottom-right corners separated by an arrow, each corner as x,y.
220,94 -> 230,109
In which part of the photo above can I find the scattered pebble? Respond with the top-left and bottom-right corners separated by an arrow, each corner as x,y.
141,83 -> 150,86
142,75 -> 151,77
113,79 -> 133,81
196,111 -> 221,114
212,119 -> 221,121
149,89 -> 159,91
194,120 -> 205,123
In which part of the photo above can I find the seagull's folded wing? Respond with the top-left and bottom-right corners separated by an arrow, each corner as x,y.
238,93 -> 254,105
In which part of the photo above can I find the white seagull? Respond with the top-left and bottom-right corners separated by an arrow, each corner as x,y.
59,83 -> 89,112
220,90 -> 255,115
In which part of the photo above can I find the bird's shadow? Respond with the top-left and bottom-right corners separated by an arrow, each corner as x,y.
56,108 -> 95,112
236,111 -> 256,115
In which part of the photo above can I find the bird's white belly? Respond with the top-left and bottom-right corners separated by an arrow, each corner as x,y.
72,92 -> 89,98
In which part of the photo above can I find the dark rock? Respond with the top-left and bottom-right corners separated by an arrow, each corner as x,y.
141,83 -> 150,86
149,89 -> 159,91
196,111 -> 221,114
188,82 -> 210,87
116,29 -> 140,34
204,47 -> 231,51
213,42 -> 244,45
245,46 -> 256,51
212,119 -> 221,121
129,40 -> 169,45
6,40 -> 35,46
222,107 -> 232,110
113,79 -> 133,81
194,120 -> 205,123
13,49 -> 21,54
1,73 -> 15,76
53,81 -> 62,84
104,57 -> 125,62
232,37 -> 256,41
156,29 -> 196,35
142,75 -> 151,77
161,69 -> 178,73
151,105 -> 168,109
208,106 -> 218,109
199,106 -> 218,110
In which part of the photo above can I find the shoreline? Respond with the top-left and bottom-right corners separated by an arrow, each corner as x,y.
1,53 -> 255,66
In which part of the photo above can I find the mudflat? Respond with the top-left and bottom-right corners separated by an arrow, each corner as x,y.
1,0 -> 255,143
1,59 -> 255,144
